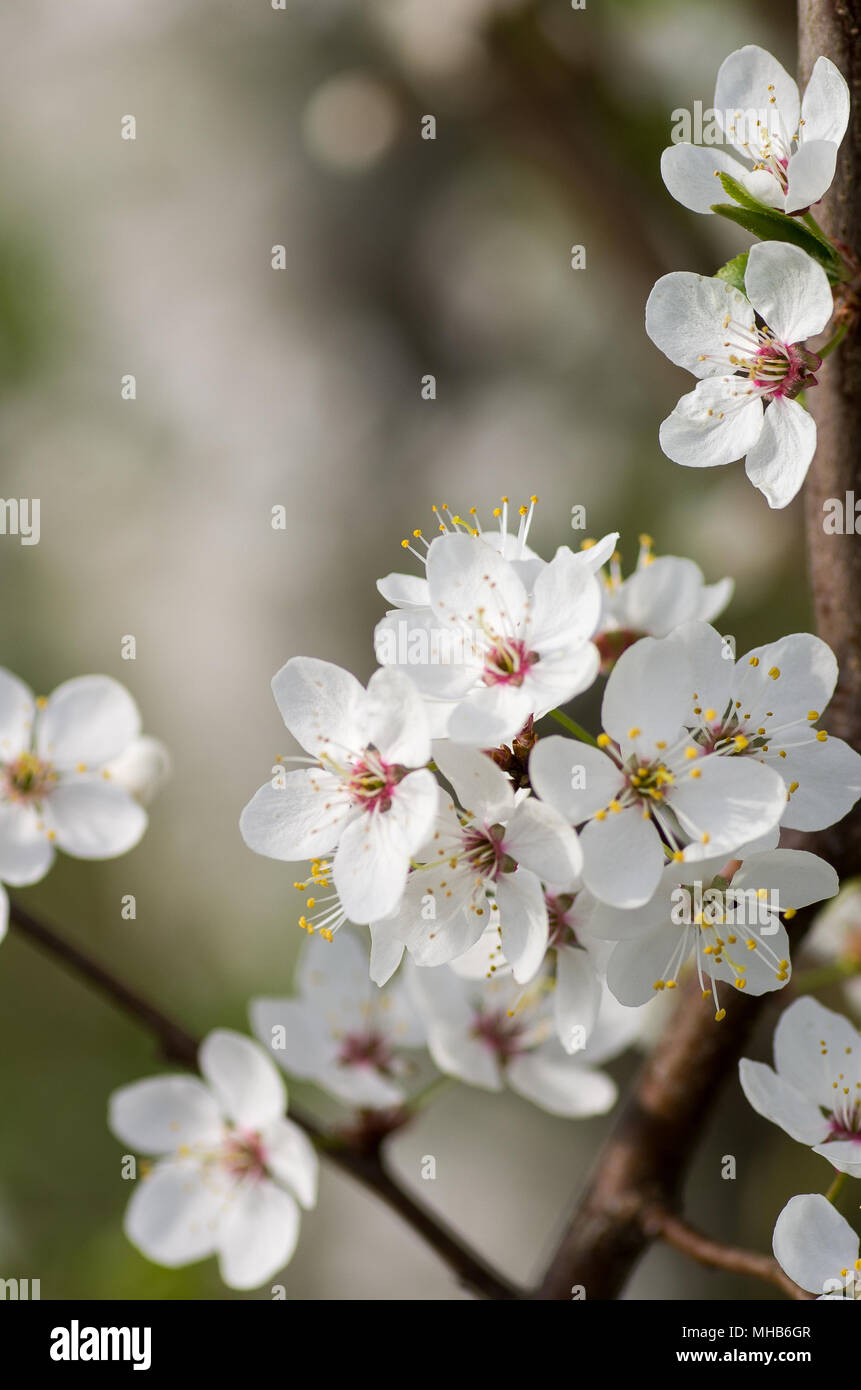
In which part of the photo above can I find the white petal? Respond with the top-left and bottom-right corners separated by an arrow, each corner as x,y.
744,241 -> 833,344
271,656 -> 367,760
744,398 -> 816,509
664,619 -> 731,718
239,769 -> 349,862
773,1193 -> 858,1294
505,797 -> 583,888
496,869 -> 549,984
671,756 -> 786,858
645,273 -> 754,378
373,609 -> 480,700
446,684 -> 535,747
263,1118 -> 318,1209
199,1029 -> 286,1131
785,141 -> 839,214
810,1140 -> 861,1179
528,547 -> 602,649
109,1076 -> 224,1153
734,630 -> 837,725
375,572 -> 430,610
431,741 -> 514,821
0,668 -> 35,757
776,735 -> 861,833
103,735 -> 171,807
0,803 -> 55,885
334,768 -> 437,922
124,1160 -> 223,1269
602,634 -> 693,751
715,47 -> 799,155
37,676 -> 141,771
555,945 -> 601,1053
427,532 -> 528,636
774,997 -> 861,1109
733,849 -> 838,911
216,1179 -> 301,1290
579,808 -> 664,909
738,1058 -> 830,1144
613,556 -> 706,637
368,920 -> 406,985
660,378 -> 764,468
506,1046 -> 617,1117
659,143 -> 746,214
365,666 -> 431,767
43,781 -> 147,859
606,925 -> 685,1006
529,738 -> 623,823
250,998 -> 335,1080
800,57 -> 850,147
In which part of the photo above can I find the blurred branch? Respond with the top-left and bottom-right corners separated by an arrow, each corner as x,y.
643,1208 -> 813,1301
7,898 -> 518,1302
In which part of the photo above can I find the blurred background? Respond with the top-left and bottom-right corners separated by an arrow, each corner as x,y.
1,0 -> 852,1301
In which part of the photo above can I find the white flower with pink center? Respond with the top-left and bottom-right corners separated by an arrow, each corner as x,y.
374,527 -> 603,745
240,658 -> 437,924
740,997 -> 861,1180
251,930 -> 426,1111
773,1194 -> 861,1300
109,1029 -> 318,1290
369,743 -> 582,987
529,634 -> 788,909
408,959 -> 641,1117
594,534 -> 733,673
646,241 -> 833,508
661,47 -> 849,217
0,670 -> 153,886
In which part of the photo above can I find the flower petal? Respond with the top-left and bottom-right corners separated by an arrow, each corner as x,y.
0,803 -> 55,885
37,676 -> 141,771
554,945 -> 601,1053
263,1118 -> 318,1209
785,140 -> 839,214
505,797 -> 583,889
271,656 -> 367,760
109,1076 -> 224,1153
0,668 -> 35,757
506,1046 -> 617,1117
744,241 -> 833,344
800,57 -> 850,148
773,1193 -> 858,1294
646,274 -> 754,378
774,996 -> 861,1108
199,1029 -> 287,1131
43,780 -> 147,859
579,808 -> 664,909
529,737 -> 623,824
660,378 -> 764,468
239,768 -> 349,862
365,666 -> 431,767
659,143 -> 746,214
738,1058 -> 830,1144
124,1160 -> 224,1269
216,1178 -> 301,1290
744,398 -> 816,509
715,47 -> 799,155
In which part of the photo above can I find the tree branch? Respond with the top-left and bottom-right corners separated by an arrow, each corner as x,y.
8,898 -> 518,1302
643,1207 -> 813,1301
533,0 -> 861,1301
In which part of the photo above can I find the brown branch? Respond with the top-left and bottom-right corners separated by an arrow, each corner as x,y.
644,1207 -> 813,1301
8,898 -> 517,1301
533,0 -> 861,1301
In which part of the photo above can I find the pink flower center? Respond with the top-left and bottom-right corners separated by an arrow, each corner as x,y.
471,1007 -> 524,1058
461,823 -> 515,880
337,1031 -> 394,1072
751,340 -> 819,400
482,638 -> 539,688
347,749 -> 405,813
221,1129 -> 267,1181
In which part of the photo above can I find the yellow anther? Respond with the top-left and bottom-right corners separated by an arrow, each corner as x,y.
597,733 -> 612,747
768,666 -> 780,679
749,656 -> 759,667
816,730 -> 828,742
672,850 -> 684,862
715,1009 -> 726,1022
628,726 -> 641,739
808,710 -> 819,721
690,768 -> 701,779
734,735 -> 748,751
704,709 -> 716,721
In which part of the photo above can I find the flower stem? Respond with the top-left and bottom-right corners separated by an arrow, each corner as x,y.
410,1074 -> 454,1112
818,320 -> 849,359
825,1171 -> 848,1205
549,709 -> 599,747
791,956 -> 861,995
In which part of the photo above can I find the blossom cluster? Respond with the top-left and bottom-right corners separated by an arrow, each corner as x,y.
649,45 -> 851,508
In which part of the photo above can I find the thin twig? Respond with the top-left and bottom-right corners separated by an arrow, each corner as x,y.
644,1208 -> 813,1301
8,898 -> 518,1301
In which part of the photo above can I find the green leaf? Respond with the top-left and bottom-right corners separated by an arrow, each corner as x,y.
709,202 -> 846,278
715,251 -> 749,293
717,172 -> 778,216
